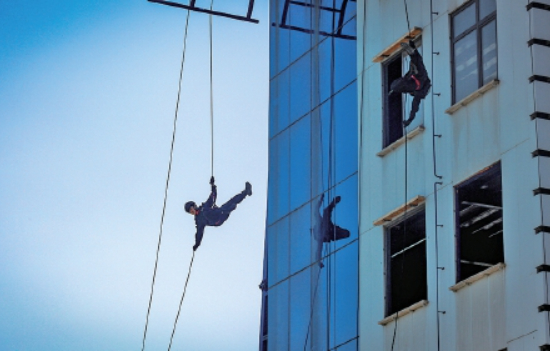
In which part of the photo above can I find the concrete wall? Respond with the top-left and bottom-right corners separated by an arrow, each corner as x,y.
358,0 -> 550,349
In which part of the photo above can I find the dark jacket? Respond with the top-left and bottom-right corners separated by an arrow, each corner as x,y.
405,50 -> 431,125
193,184 -> 230,249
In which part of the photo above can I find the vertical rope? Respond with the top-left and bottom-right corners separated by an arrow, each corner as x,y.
141,9 -> 191,351
168,251 -> 196,351
209,0 -> 215,177
392,1 -> 411,345
430,0 -> 443,349
403,0 -> 411,34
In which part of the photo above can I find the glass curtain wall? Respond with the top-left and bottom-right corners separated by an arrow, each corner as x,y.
260,1 -> 358,350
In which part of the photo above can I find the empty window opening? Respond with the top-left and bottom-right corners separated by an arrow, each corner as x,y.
385,208 -> 427,316
455,162 -> 504,282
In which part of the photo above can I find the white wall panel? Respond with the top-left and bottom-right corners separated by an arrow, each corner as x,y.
540,157 -> 550,189
530,8 -> 550,41
534,82 -> 550,113
455,271 -> 506,350
537,119 -> 550,151
532,45 -> 550,78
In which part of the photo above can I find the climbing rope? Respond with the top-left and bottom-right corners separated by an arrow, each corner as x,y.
403,0 -> 411,35
392,1 -> 411,350
209,0 -> 215,177
168,251 -> 196,350
168,4 -> 214,348
142,8 -> 192,351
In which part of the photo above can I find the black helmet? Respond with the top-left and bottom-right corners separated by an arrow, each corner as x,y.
184,201 -> 196,213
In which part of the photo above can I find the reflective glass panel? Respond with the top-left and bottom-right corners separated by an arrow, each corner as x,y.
267,131 -> 290,223
453,3 -> 475,37
454,31 -> 478,102
290,202 -> 313,273
290,115 -> 311,210
289,269 -> 312,350
290,55 -> 312,124
333,243 -> 359,347
479,0 -> 496,20
267,281 -> 289,350
334,83 -> 358,183
289,1 -> 312,62
335,39 -> 357,93
274,217 -> 290,284
481,20 -> 497,84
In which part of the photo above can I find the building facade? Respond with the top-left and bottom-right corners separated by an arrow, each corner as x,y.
359,0 -> 550,350
261,0 -> 550,350
260,0 -> 359,350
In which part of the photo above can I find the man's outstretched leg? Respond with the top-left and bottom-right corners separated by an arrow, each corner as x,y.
220,182 -> 252,213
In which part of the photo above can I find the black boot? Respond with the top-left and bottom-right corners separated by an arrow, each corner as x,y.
245,182 -> 252,196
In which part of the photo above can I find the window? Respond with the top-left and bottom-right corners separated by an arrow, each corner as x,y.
455,162 -> 504,282
382,40 -> 423,148
385,207 -> 427,316
451,0 -> 497,103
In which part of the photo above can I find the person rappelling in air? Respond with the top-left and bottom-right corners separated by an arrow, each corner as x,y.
313,193 -> 350,268
390,40 -> 431,127
185,176 -> 252,251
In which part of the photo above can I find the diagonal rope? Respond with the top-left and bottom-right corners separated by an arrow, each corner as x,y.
141,8 -> 192,351
168,251 -> 196,351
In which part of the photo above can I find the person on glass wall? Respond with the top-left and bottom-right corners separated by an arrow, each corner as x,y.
313,193 -> 350,268
389,40 -> 431,127
185,176 -> 252,251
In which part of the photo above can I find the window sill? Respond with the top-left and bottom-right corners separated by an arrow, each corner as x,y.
377,125 -> 425,157
373,195 -> 425,226
378,300 -> 429,326
449,262 -> 506,292
445,79 -> 500,115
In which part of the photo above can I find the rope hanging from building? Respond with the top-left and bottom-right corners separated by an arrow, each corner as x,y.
141,7 -> 192,351
168,251 -> 196,350
209,0 -> 215,177
167,1 -> 215,348
391,1 -> 411,350
142,1 -> 218,349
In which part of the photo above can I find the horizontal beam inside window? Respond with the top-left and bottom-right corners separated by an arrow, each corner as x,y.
391,238 -> 426,259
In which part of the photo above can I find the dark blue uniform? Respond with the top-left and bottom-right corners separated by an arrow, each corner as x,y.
390,42 -> 431,127
192,184 -> 248,250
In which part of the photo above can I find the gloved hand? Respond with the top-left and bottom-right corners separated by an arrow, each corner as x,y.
335,196 -> 341,204
209,176 -> 215,185
409,40 -> 416,49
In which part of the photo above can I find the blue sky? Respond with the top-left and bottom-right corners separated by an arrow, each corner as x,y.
0,1 -> 268,350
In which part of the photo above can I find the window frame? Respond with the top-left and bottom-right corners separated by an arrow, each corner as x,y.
384,206 -> 427,317
454,161 -> 504,283
450,0 -> 498,104
381,38 -> 423,148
